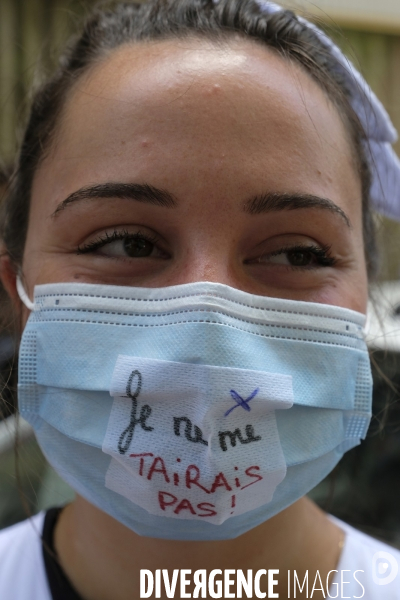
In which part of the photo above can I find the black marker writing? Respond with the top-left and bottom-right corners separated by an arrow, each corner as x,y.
218,424 -> 261,452
173,417 -> 208,446
118,370 -> 154,455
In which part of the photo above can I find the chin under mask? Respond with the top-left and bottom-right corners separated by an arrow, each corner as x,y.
17,280 -> 372,541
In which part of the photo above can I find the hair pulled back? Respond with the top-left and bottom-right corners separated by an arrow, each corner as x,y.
2,0 -> 377,275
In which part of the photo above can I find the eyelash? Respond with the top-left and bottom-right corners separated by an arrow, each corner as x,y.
77,231 -> 336,270
76,229 -> 161,255
266,243 -> 336,268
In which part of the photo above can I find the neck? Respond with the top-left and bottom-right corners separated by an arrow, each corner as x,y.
55,496 -> 343,600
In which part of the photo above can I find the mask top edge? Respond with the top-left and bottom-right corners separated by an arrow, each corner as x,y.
31,281 -> 366,328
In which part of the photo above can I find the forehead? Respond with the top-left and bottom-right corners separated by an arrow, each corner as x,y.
34,37 -> 360,219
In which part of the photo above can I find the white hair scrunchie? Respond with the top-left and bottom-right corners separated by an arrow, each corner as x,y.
217,0 -> 400,221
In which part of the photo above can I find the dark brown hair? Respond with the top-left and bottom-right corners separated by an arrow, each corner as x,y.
1,0 -> 377,274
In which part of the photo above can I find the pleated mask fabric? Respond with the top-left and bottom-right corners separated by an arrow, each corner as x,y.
18,281 -> 372,540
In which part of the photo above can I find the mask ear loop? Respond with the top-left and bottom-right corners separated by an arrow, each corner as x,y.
16,276 -> 35,311
362,309 -> 371,337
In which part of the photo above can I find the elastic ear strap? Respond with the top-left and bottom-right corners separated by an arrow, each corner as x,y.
362,309 -> 371,337
16,276 -> 35,311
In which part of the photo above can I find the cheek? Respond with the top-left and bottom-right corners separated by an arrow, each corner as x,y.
350,222 -> 369,314
318,261 -> 368,314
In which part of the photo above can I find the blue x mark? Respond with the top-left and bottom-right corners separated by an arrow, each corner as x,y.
224,387 -> 260,417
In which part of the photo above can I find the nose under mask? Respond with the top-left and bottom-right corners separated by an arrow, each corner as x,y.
17,279 -> 372,540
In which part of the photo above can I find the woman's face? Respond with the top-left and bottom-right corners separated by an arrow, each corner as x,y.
22,38 -> 367,312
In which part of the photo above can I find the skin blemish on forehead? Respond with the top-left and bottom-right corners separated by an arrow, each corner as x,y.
24,36 -> 367,312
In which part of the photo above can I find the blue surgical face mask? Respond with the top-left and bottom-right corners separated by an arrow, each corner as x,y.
17,280 -> 372,541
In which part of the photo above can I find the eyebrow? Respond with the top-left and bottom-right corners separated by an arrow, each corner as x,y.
53,182 -> 351,228
244,191 -> 351,227
52,183 -> 177,216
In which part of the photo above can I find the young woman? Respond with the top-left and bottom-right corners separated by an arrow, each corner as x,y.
0,0 -> 400,598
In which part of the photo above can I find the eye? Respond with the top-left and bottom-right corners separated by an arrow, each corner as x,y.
77,230 -> 168,259
257,244 -> 336,269
121,236 -> 155,258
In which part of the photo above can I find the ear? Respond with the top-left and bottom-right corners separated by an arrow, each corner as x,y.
0,249 -> 20,308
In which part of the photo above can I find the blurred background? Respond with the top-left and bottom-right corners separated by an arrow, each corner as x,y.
1,0 -> 400,544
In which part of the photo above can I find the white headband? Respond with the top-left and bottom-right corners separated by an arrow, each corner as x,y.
227,0 -> 400,221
